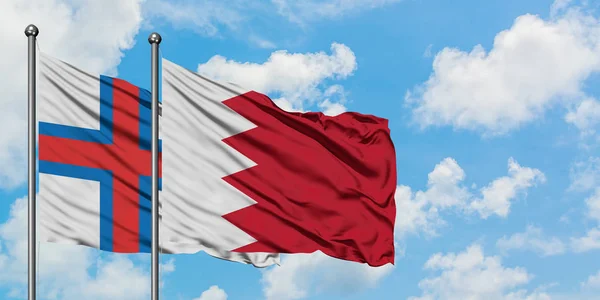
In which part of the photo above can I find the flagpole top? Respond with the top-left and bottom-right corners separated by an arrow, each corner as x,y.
148,32 -> 162,44
24,24 -> 39,37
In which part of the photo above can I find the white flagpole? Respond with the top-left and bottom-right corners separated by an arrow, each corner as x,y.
25,24 -> 39,300
149,32 -> 162,300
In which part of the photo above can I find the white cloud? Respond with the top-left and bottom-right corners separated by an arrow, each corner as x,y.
551,0 -> 574,17
570,187 -> 600,253
0,196 -> 163,299
396,157 -> 545,238
160,257 -> 176,273
581,270 -> 600,290
571,228 -> 600,253
248,35 -> 278,49
317,85 -> 348,115
272,0 -> 402,24
197,43 -> 356,112
66,255 -> 149,299
0,0 -> 144,189
586,188 -> 600,222
422,157 -> 471,209
394,158 -> 469,238
273,85 -> 349,116
496,225 -> 566,257
569,157 -> 600,192
394,184 -> 444,239
318,99 -> 347,116
261,251 -> 393,300
534,270 -> 600,299
423,44 -> 434,58
143,0 -> 247,37
193,285 -> 228,300
272,98 -> 303,113
158,257 -> 177,289
406,5 -> 600,135
409,244 -> 550,300
504,290 -> 553,300
565,98 -> 600,135
469,158 -> 546,219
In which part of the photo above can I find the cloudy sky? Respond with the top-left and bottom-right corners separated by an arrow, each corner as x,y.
1,0 -> 600,299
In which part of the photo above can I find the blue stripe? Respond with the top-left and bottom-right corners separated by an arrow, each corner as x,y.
39,75 -> 114,144
138,176 -> 162,253
138,86 -> 163,252
138,87 -> 163,152
39,160 -> 114,252
138,88 -> 151,151
99,75 -> 114,142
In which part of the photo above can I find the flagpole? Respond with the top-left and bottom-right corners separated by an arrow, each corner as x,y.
25,24 -> 39,300
149,32 -> 162,300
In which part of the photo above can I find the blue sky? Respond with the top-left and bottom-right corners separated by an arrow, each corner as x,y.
2,0 -> 600,299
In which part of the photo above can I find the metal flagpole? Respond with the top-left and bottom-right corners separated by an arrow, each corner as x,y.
148,32 -> 162,300
25,24 -> 39,300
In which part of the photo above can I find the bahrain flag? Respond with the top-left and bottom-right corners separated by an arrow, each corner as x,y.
160,58 -> 397,267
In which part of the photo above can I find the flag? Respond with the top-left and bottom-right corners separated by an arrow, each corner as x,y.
160,59 -> 397,267
37,53 -> 278,267
38,53 -> 161,253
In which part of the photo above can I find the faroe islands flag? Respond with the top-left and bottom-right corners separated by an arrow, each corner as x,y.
38,53 -> 161,254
